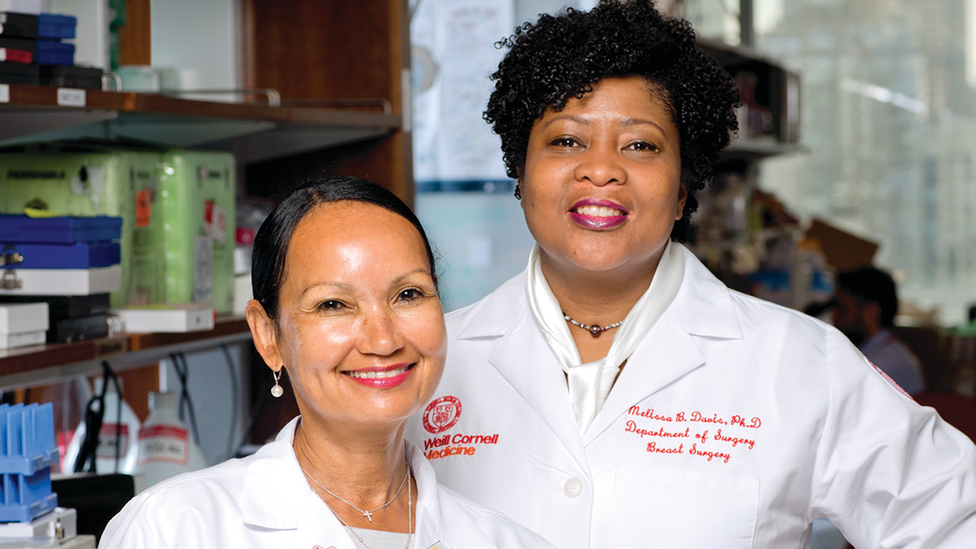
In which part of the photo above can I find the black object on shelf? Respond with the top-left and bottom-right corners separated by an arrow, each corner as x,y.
0,60 -> 39,85
51,313 -> 111,343
39,64 -> 103,89
0,293 -> 111,319
52,473 -> 134,543
0,13 -> 40,39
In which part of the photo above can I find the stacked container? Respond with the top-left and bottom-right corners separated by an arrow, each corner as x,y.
0,145 -> 164,308
0,145 -> 238,317
0,11 -> 101,88
0,402 -> 58,523
0,214 -> 122,342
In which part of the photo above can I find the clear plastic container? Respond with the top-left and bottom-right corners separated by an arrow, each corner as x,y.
133,391 -> 208,488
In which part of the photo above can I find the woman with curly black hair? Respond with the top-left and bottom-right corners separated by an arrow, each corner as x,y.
407,2 -> 976,548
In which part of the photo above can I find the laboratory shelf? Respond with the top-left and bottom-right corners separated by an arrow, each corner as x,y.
0,83 -> 401,164
0,317 -> 251,391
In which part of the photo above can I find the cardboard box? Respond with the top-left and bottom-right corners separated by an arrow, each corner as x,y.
804,218 -> 879,272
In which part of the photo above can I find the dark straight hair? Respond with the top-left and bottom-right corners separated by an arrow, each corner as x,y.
250,176 -> 437,320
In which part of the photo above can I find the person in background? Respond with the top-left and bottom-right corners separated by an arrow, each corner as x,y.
832,266 -> 926,395
99,177 -> 556,549
955,304 -> 976,336
405,2 -> 976,548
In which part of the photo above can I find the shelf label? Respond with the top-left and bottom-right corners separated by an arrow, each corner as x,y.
0,84 -> 8,104
57,88 -> 86,107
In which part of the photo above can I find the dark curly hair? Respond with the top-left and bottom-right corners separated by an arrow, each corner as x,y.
484,0 -> 741,241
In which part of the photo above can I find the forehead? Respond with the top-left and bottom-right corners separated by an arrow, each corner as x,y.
542,76 -> 675,125
285,201 -> 427,276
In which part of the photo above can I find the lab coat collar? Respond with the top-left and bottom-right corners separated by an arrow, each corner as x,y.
455,271 -> 527,339
455,271 -> 591,469
241,417 -> 320,530
583,305 -> 707,443
670,244 -> 743,340
583,246 -> 744,442
452,245 -> 744,446
454,244 -> 742,341
241,417 -> 499,549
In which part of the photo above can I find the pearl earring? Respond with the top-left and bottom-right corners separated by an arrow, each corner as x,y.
271,368 -> 283,398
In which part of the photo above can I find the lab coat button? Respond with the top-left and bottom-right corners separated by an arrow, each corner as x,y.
563,477 -> 584,498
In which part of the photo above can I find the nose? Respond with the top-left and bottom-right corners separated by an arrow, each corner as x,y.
574,143 -> 626,187
357,307 -> 404,356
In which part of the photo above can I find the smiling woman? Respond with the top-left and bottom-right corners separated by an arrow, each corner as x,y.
253,199 -> 446,430
405,2 -> 976,548
521,76 -> 686,332
98,177 -> 556,549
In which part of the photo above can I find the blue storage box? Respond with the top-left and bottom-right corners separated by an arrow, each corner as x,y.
1,241 -> 120,269
0,215 -> 122,244
0,470 -> 57,522
0,403 -> 58,523
0,404 -> 58,476
36,40 -> 74,65
37,13 -> 75,40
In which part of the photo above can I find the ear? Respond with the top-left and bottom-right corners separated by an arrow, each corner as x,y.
245,299 -> 283,373
516,167 -> 526,209
675,182 -> 689,221
862,302 -> 882,331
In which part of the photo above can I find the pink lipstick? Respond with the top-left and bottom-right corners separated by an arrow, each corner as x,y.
344,363 -> 414,388
569,199 -> 628,229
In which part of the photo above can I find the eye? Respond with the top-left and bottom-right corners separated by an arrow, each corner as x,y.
317,299 -> 345,312
397,288 -> 425,302
549,137 -> 581,148
626,141 -> 660,152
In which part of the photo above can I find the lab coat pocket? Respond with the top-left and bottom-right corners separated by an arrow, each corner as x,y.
612,465 -> 758,548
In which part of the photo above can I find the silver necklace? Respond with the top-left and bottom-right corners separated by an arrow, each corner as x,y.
299,463 -> 409,522
325,470 -> 413,549
563,312 -> 624,337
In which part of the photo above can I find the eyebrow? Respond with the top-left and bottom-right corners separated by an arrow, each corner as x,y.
541,114 -> 666,134
296,268 -> 433,300
392,268 -> 433,284
298,281 -> 354,301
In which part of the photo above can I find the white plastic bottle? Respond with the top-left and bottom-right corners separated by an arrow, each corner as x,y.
134,391 -> 208,487
61,377 -> 141,474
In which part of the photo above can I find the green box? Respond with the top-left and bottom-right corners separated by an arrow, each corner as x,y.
0,146 -> 165,307
157,150 -> 236,315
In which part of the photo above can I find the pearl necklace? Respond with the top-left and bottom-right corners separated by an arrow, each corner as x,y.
563,312 -> 624,337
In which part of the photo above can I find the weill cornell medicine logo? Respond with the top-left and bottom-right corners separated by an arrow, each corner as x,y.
421,396 -> 501,460
422,395 -> 461,434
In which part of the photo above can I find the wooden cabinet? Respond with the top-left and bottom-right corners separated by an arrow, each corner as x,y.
241,0 -> 413,204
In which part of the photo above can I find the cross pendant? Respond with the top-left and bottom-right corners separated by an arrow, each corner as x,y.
362,510 -> 373,522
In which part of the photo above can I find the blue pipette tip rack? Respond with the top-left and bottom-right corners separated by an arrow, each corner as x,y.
0,403 -> 59,522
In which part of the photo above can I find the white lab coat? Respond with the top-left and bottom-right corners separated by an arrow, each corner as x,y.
99,417 -> 556,549
405,245 -> 976,549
